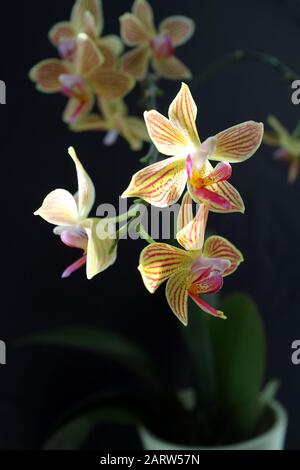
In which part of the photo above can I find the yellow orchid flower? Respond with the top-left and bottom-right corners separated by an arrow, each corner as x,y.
71,98 -> 150,150
264,115 -> 300,183
139,193 -> 243,325
29,33 -> 134,124
122,83 -> 264,212
34,147 -> 117,279
49,0 -> 123,63
120,0 -> 194,80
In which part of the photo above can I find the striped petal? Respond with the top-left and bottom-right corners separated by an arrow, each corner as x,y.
203,236 -> 244,277
159,16 -> 195,47
34,189 -> 78,226
177,192 -> 193,232
48,22 -> 75,47
133,0 -> 155,32
144,110 -> 190,156
166,269 -> 189,325
88,68 -> 135,100
168,82 -> 200,148
121,47 -> 150,80
120,13 -> 152,46
71,0 -> 103,36
139,243 -> 191,294
122,156 -> 187,207
97,43 -> 116,69
29,59 -> 69,93
189,293 -> 226,319
63,93 -> 94,124
83,219 -> 117,280
75,33 -> 104,77
152,55 -> 192,80
189,180 -> 245,213
98,35 -> 124,56
71,113 -> 111,132
177,194 -> 208,251
210,121 -> 264,163
68,147 -> 95,220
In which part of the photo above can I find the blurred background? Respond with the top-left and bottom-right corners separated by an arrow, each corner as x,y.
1,0 -> 300,449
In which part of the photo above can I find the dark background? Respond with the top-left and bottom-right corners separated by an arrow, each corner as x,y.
1,0 -> 300,449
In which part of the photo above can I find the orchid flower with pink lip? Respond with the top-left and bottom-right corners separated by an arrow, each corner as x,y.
138,193 -> 243,325
71,97 -> 150,150
122,83 -> 264,212
34,147 -> 117,279
29,33 -> 134,125
263,115 -> 300,183
120,0 -> 194,80
49,0 -> 123,63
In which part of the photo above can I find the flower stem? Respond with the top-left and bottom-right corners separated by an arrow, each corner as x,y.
192,49 -> 299,91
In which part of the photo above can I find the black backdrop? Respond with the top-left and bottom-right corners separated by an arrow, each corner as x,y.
1,0 -> 300,449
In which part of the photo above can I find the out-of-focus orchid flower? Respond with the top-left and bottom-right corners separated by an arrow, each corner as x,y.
264,115 -> 300,183
120,0 -> 194,80
29,33 -> 134,124
49,0 -> 123,63
139,193 -> 243,325
34,147 -> 117,279
122,83 -> 263,212
71,98 -> 150,150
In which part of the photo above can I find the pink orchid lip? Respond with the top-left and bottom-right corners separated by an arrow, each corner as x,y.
150,33 -> 174,59
61,255 -> 87,278
59,74 -> 88,124
60,229 -> 88,250
191,256 -> 231,276
274,148 -> 290,161
58,37 -> 77,61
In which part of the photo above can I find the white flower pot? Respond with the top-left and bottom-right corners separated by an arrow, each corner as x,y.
139,399 -> 288,450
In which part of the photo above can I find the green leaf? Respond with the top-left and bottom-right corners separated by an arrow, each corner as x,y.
16,326 -> 167,394
43,390 -> 188,450
209,292 -> 266,440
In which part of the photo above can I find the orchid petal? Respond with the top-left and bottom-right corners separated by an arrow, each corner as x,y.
29,59 -> 69,93
63,93 -> 94,124
71,113 -> 111,132
189,180 -> 245,214
288,158 -> 299,184
98,35 -> 124,56
68,147 -> 95,219
133,0 -> 155,32
177,192 -> 193,232
83,219 -> 117,280
210,121 -> 264,163
177,194 -> 208,251
71,0 -> 103,36
144,110 -> 191,156
166,269 -> 189,326
97,43 -> 116,69
168,82 -> 200,148
75,33 -> 104,77
203,236 -> 244,277
189,293 -> 226,319
120,13 -> 152,46
88,68 -> 135,100
48,22 -> 75,47
152,56 -> 192,80
139,243 -> 191,294
121,47 -> 150,80
34,189 -> 78,226
159,16 -> 195,46
122,156 -> 187,207
263,131 -> 280,147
